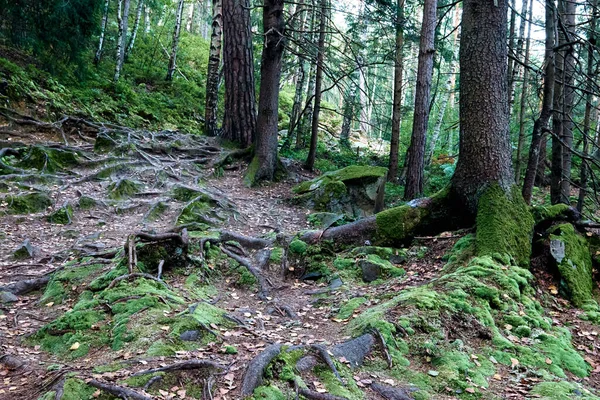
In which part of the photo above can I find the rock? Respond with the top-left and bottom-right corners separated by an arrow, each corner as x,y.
371,383 -> 417,400
0,291 -> 18,303
296,355 -> 318,372
329,277 -> 343,289
301,271 -> 324,281
292,165 -> 387,218
350,246 -> 408,265
13,239 -> 36,260
0,355 -> 25,370
179,330 -> 200,341
359,259 -> 381,282
331,333 -> 375,368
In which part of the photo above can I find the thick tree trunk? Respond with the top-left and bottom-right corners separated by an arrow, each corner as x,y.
403,0 -> 436,200
387,0 -> 405,182
451,0 -> 512,213
222,0 -> 257,147
125,0 -> 144,61
245,0 -> 286,185
522,0 -> 555,204
304,0 -> 327,171
166,0 -> 186,81
513,0 -> 533,183
94,0 -> 110,66
114,0 -> 132,82
204,0 -> 223,136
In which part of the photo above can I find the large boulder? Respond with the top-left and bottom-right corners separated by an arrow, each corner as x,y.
292,165 -> 387,218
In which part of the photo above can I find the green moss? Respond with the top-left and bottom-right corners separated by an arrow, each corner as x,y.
144,201 -> 168,221
475,185 -> 534,267
293,165 -> 388,194
269,247 -> 284,264
121,372 -> 163,388
513,325 -> 531,338
432,351 -> 495,389
224,345 -> 238,354
530,381 -> 600,400
364,254 -> 406,278
47,203 -> 74,224
337,297 -> 368,319
172,185 -> 206,202
107,178 -> 142,200
243,156 -> 260,187
60,378 -> 98,400
548,224 -> 593,307
289,239 -> 308,255
176,196 -> 216,227
16,146 -> 79,173
532,204 -> 572,225
4,192 -> 52,214
251,385 -> 286,400
78,196 -> 96,210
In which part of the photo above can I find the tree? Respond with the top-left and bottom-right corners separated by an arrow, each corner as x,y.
167,0 -> 186,81
222,0 -> 257,148
125,0 -> 144,61
94,0 -> 111,66
114,0 -> 132,82
387,0 -> 405,182
204,0 -> 223,136
304,0 -> 327,171
403,0 -> 436,199
522,0 -> 555,204
245,0 -> 286,185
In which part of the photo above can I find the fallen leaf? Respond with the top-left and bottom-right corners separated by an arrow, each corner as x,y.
465,388 -> 476,393
70,342 -> 80,351
510,357 -> 519,368
545,358 -> 552,365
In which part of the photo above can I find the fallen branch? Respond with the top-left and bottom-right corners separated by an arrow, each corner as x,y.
298,388 -> 348,400
131,359 -> 226,377
87,380 -> 152,400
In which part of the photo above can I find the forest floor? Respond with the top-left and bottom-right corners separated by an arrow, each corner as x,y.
0,116 -> 599,400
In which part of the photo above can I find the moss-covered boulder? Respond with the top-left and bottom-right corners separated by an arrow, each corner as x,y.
358,254 -> 405,282
548,223 -> 593,307
15,145 -> 79,173
292,165 -> 387,218
107,179 -> 142,200
47,203 -> 74,224
13,239 -> 36,260
78,196 -> 97,210
3,192 -> 52,214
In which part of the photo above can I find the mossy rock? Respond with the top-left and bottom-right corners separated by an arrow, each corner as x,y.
78,196 -> 97,210
292,165 -> 387,218
548,223 -> 593,307
13,239 -> 36,260
16,145 -> 79,173
47,203 -> 74,225
350,246 -> 407,264
107,179 -> 142,200
532,204 -> 575,225
475,184 -> 534,267
3,192 -> 52,214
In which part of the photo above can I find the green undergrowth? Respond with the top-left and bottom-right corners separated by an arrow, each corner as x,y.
31,250 -> 227,360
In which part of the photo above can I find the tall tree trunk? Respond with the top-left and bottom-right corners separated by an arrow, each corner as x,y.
246,0 -> 286,184
297,2 -> 318,150
451,0 -> 512,212
427,6 -> 459,166
125,0 -> 144,61
304,0 -> 327,171
509,0 -> 529,108
94,0 -> 110,66
222,0 -> 257,147
186,2 -> 195,32
204,0 -> 223,136
286,0 -> 308,148
514,0 -> 533,183
114,0 -> 131,82
144,5 -> 151,33
403,0 -> 436,200
507,0 -> 517,105
387,0 -> 405,182
166,0 -> 186,81
522,0 -> 555,204
577,0 -> 597,211
340,83 -> 357,148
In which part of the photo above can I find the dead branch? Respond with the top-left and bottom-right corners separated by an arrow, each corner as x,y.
298,388 -> 348,400
131,359 -> 226,377
87,380 -> 152,400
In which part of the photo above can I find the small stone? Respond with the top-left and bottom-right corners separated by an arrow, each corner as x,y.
359,260 -> 381,283
428,370 -> 439,377
329,277 -> 343,289
179,330 -> 200,341
13,239 -> 36,260
0,291 -> 18,303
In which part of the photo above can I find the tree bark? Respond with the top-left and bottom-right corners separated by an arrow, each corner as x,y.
451,0 -> 512,212
304,0 -> 327,171
166,0 -> 186,81
507,0 -> 517,105
186,2 -> 195,32
114,0 -> 132,82
509,0 -> 529,108
204,0 -> 223,136
125,0 -> 144,61
387,0 -> 405,182
286,0 -> 308,149
94,0 -> 110,66
514,0 -> 533,183
144,5 -> 151,33
340,83 -> 357,148
246,0 -> 286,185
222,0 -> 257,147
403,0 -> 436,200
297,1 -> 317,150
522,0 -> 555,204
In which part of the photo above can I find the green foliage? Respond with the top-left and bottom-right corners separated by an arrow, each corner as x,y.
289,239 -> 308,255
337,297 -> 368,319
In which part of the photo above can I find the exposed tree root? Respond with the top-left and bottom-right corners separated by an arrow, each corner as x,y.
240,343 -> 283,397
0,275 -> 51,295
87,379 -> 152,400
310,344 -> 343,384
131,359 -> 226,377
298,388 -> 348,400
370,328 -> 393,369
220,246 -> 272,300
